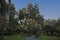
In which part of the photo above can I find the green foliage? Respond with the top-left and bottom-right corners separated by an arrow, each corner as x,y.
19,10 -> 24,20
0,0 -> 7,16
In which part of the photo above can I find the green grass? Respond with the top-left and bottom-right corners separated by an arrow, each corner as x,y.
4,35 -> 60,40
38,36 -> 60,40
4,35 -> 24,40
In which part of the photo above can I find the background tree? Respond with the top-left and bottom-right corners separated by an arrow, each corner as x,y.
56,18 -> 60,36
18,3 -> 44,36
43,19 -> 57,36
8,3 -> 19,34
0,0 -> 7,40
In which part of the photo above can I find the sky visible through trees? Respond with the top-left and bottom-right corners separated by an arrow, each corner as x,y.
11,0 -> 60,19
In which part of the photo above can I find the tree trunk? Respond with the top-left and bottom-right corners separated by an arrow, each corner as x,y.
0,28 -> 4,40
0,16 -> 5,40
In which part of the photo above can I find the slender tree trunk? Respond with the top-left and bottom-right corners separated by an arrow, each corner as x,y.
0,16 -> 5,40
0,27 -> 4,40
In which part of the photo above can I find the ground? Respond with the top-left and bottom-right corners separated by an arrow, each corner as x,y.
4,35 -> 60,40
